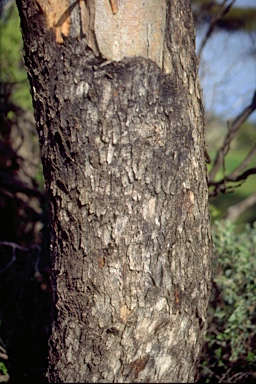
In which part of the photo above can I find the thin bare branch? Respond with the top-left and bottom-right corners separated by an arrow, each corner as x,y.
208,167 -> 256,197
0,242 -> 28,275
0,242 -> 43,276
219,367 -> 232,383
229,143 -> 256,179
209,167 -> 256,185
209,90 -> 256,181
199,363 -> 221,381
227,371 -> 253,383
197,0 -> 235,61
224,192 -> 256,222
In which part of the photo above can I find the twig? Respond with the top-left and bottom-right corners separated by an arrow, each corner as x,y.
210,167 -> 256,185
226,371 -> 253,383
219,367 -> 232,383
224,192 -> 256,222
197,0 -> 235,61
0,242 -> 43,276
199,363 -> 221,381
229,144 -> 256,179
109,0 -> 118,15
0,242 -> 28,275
209,90 -> 256,181
209,167 -> 256,196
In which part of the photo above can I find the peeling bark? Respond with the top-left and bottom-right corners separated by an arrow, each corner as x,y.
16,0 -> 212,382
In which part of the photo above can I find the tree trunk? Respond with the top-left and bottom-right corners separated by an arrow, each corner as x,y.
16,0 -> 212,382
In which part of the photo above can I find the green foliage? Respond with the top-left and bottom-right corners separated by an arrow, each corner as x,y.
200,220 -> 256,382
0,362 -> 8,376
0,2 -> 32,110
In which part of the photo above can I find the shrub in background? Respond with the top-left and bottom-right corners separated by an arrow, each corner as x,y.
200,220 -> 256,383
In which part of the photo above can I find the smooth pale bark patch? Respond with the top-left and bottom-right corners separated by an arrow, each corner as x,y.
35,0 -> 166,69
94,0 -> 166,68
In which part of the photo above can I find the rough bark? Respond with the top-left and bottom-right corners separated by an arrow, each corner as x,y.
17,0 -> 212,382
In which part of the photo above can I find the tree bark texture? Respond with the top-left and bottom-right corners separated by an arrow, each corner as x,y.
17,0 -> 212,382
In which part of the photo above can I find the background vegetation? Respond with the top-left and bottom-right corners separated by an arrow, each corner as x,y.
199,220 -> 256,382
0,1 -> 255,382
